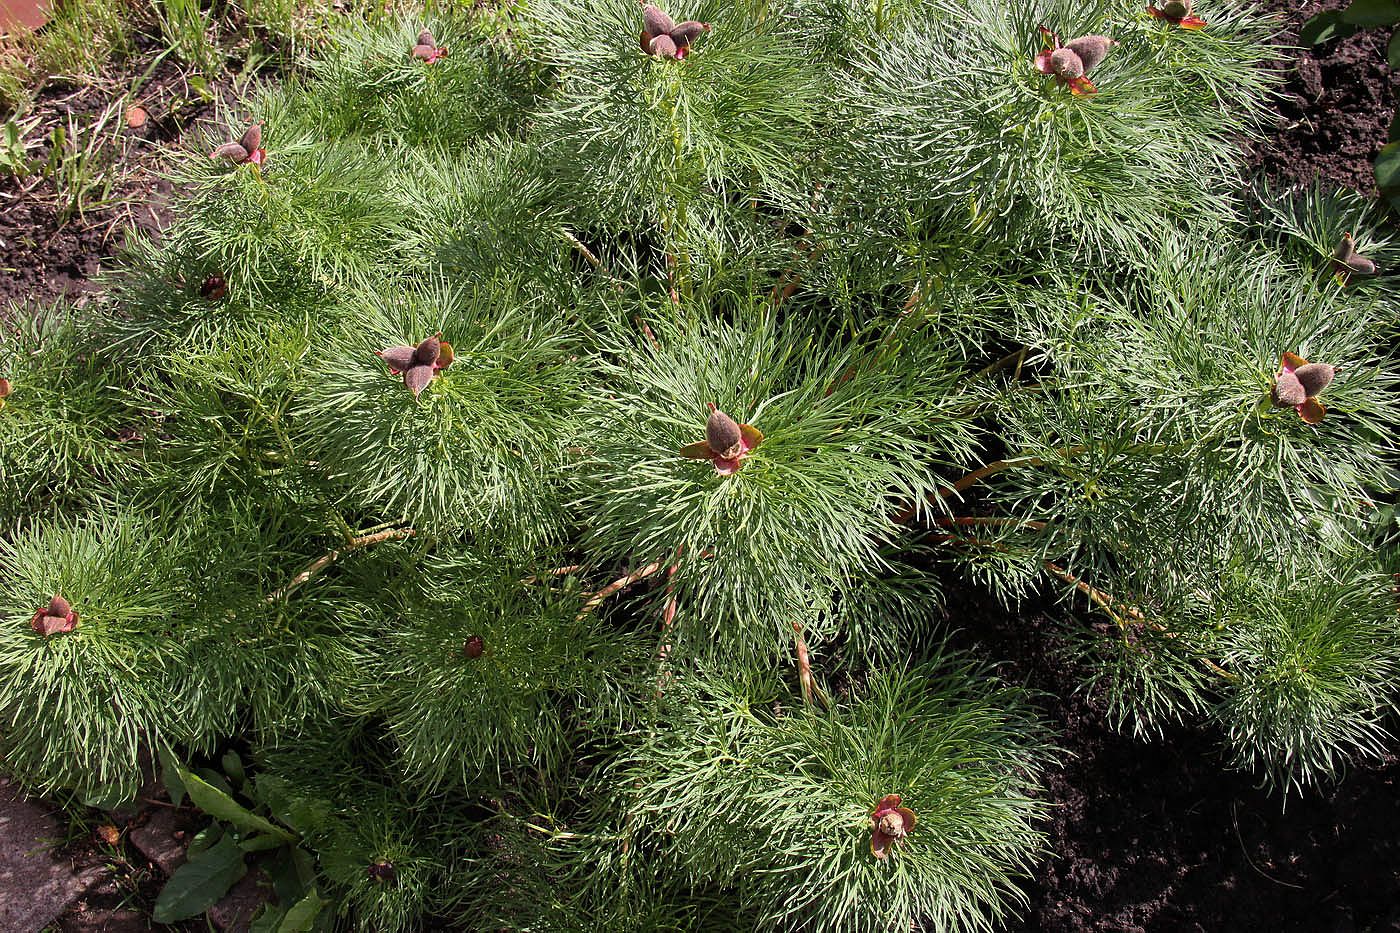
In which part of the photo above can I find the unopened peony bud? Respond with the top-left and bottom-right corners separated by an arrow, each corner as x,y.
1065,35 -> 1114,72
367,859 -> 396,884
870,794 -> 917,859
1049,48 -> 1084,78
464,635 -> 484,659
643,5 -> 676,38
650,33 -> 679,58
200,275 -> 227,300
30,595 -> 79,636
671,21 -> 710,45
1271,371 -> 1306,407
415,333 -> 442,366
1293,362 -> 1335,397
705,406 -> 744,459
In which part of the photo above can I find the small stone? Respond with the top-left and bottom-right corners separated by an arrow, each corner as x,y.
124,106 -> 148,129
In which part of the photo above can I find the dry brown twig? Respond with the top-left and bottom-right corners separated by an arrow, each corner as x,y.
266,526 -> 416,603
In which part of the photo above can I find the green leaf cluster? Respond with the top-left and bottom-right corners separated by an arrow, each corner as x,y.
2,0 -> 1397,929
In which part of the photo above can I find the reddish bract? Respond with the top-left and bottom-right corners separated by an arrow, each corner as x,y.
678,402 -> 764,474
870,794 -> 917,859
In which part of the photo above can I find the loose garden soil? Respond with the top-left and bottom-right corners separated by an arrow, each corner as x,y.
0,38 -> 228,312
944,585 -> 1400,933
1,2 -> 1398,930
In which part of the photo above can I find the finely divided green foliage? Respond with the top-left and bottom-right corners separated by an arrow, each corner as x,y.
841,0 -> 1277,259
1213,562 -> 1400,792
612,663 -> 1052,932
0,312 -> 143,523
577,307 -> 974,656
298,16 -> 546,148
359,547 -> 646,788
0,513 -> 206,802
298,274 -> 582,541
526,0 -> 829,224
2,0 -> 1399,928
979,235 -> 1398,598
168,128 -> 401,300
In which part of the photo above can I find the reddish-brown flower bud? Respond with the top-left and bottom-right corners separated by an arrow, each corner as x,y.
642,5 -> 709,59
1065,35 -> 1114,73
239,123 -> 261,154
404,364 -> 435,398
1293,362 -> 1335,397
415,332 -> 443,366
30,595 -> 79,637
643,5 -> 676,38
1333,233 -> 1377,278
367,859 -> 396,884
464,635 -> 485,659
211,122 -> 266,165
1273,352 -> 1334,424
1049,47 -> 1084,79
680,404 -> 764,474
705,406 -> 744,460
377,345 -> 416,374
0,378 -> 10,404
1271,371 -> 1306,408
1160,0 -> 1191,17
650,33 -> 679,58
210,141 -> 250,162
412,29 -> 447,62
870,794 -> 917,859
671,20 -> 710,46
199,275 -> 227,300
381,336 -> 449,397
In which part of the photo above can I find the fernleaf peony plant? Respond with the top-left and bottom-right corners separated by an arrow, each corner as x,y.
1,0 -> 1397,929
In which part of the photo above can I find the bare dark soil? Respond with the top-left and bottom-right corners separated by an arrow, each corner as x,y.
1246,0 -> 1399,193
942,585 -> 1400,933
0,40 -> 221,311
